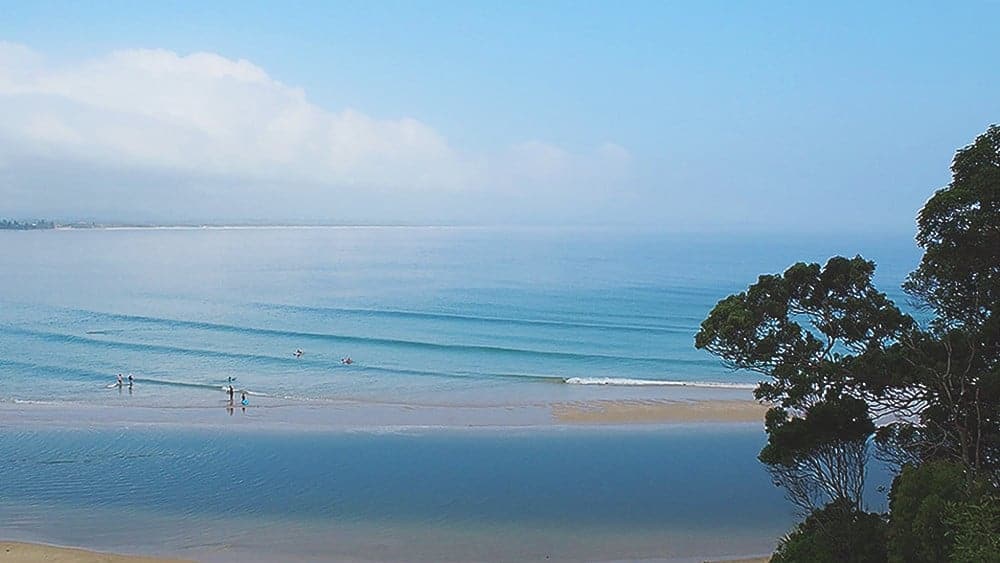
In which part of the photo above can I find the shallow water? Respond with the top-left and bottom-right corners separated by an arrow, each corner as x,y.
0,425 -> 797,562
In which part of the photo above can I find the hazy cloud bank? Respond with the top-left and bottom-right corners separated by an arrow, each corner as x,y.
0,43 -> 631,223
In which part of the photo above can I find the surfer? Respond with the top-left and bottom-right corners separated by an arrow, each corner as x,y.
294,349 -> 304,358
116,373 -> 123,387
340,356 -> 352,365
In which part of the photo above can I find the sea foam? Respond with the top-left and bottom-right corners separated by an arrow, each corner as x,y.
562,377 -> 756,389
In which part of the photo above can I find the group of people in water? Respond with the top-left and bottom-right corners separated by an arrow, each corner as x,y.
112,348 -> 355,411
295,348 -> 353,364
227,381 -> 248,406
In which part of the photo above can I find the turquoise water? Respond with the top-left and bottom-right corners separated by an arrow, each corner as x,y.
0,227 -> 914,560
0,227 -> 919,406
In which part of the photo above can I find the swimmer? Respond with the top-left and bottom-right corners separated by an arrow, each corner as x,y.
241,392 -> 249,407
294,349 -> 304,358
116,373 -> 123,387
127,374 -> 134,388
340,356 -> 353,365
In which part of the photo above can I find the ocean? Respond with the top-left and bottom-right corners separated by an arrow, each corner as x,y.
0,227 -> 919,407
0,226 -> 917,561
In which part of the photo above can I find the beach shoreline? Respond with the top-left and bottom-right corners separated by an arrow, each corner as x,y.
0,540 -> 769,563
0,541 -> 191,563
0,396 -> 766,432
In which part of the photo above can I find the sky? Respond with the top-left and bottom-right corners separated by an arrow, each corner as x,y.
0,1 -> 997,231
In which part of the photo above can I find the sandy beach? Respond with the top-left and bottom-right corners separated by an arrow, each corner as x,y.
0,542 -> 190,563
553,399 -> 767,424
0,541 -> 769,563
0,395 -> 767,432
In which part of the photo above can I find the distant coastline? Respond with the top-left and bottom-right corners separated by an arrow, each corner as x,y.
0,219 -> 55,230
1,220 -> 477,230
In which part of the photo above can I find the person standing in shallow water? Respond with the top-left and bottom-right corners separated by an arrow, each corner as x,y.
228,385 -> 234,403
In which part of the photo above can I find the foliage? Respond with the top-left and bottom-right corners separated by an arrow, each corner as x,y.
695,256 -> 906,509
760,397 -> 873,512
694,125 -> 1000,560
945,493 -> 1000,563
695,256 -> 912,409
897,125 -> 1000,477
886,461 -> 968,562
887,460 -> 1000,562
859,328 -> 1000,478
905,124 -> 1000,331
771,498 -> 888,563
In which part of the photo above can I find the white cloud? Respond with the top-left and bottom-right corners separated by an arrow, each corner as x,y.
0,42 -> 632,221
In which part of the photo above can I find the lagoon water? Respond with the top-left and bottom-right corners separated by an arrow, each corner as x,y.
0,425 -> 796,562
0,227 -> 917,560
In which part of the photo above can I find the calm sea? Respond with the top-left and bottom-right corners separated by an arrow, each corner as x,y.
0,227 -> 913,560
0,227 -> 919,407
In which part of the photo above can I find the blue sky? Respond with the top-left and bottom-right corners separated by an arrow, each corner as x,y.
0,1 -> 997,230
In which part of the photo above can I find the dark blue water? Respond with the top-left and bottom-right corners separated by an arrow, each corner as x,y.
0,425 -> 797,561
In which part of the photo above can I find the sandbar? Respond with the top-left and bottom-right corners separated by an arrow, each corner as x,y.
0,540 -> 770,563
0,542 -> 190,563
0,395 -> 768,432
553,399 -> 768,424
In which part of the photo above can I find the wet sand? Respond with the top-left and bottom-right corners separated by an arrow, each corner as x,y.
0,542 -> 190,563
0,396 -> 767,432
0,540 -> 769,562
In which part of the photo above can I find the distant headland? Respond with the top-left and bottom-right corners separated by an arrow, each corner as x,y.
0,219 -> 56,230
0,220 -> 474,230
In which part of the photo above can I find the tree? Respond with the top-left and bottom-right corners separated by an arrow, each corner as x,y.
771,498 -> 888,563
897,125 -> 1000,479
905,124 -> 1000,331
859,327 -> 1000,480
696,125 -> 1000,496
695,125 -> 1000,560
695,256 -> 910,511
887,460 -> 1000,563
886,460 -> 968,562
850,126 -> 1000,480
760,397 -> 874,513
945,493 -> 1000,562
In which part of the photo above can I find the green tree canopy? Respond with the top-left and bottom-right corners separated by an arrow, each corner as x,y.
695,125 -> 1000,560
771,498 -> 888,563
695,256 -> 909,510
905,124 -> 1000,331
